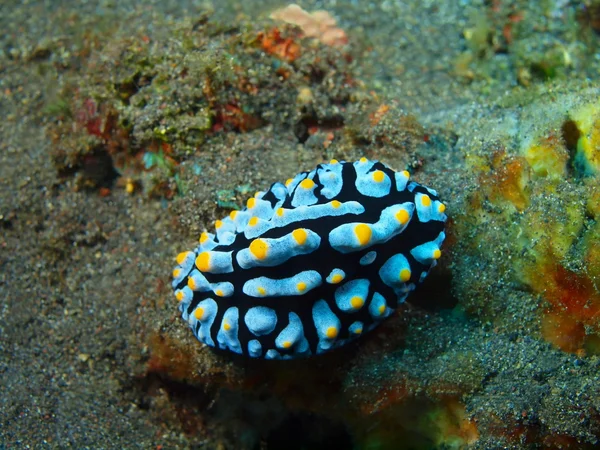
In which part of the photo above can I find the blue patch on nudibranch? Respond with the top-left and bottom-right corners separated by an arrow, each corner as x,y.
172,159 -> 447,359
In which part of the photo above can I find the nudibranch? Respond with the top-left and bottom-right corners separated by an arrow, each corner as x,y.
172,158 -> 446,359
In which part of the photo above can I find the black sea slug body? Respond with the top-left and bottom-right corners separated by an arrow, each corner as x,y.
172,158 -> 446,359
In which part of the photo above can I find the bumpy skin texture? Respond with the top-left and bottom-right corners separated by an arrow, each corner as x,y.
172,159 -> 446,359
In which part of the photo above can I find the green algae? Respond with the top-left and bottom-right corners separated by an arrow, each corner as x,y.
46,13 -> 360,197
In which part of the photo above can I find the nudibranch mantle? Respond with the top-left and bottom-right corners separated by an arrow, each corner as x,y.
172,158 -> 446,359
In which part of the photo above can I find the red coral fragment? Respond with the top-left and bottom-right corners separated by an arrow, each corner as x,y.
258,27 -> 302,63
531,262 -> 600,353
213,103 -> 262,133
76,98 -> 104,137
270,4 -> 348,48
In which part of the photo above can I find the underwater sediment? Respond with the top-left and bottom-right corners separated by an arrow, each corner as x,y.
1,1 -> 599,448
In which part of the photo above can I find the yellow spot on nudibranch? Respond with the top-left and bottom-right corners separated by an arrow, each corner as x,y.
433,249 -> 442,260
285,178 -> 293,187
176,251 -> 190,265
331,273 -> 344,284
402,170 -> 410,178
257,286 -> 266,296
354,327 -> 363,335
199,232 -> 209,244
326,326 -> 339,339
175,291 -> 184,302
249,239 -> 269,260
300,178 -> 315,189
325,326 -> 338,339
395,209 -> 410,225
399,268 -> 411,282
247,197 -> 256,209
330,159 -> 339,164
359,157 -> 368,163
350,296 -> 364,309
215,220 -> 223,229
196,252 -> 210,272
282,341 -> 292,349
248,217 -> 259,227
421,195 -> 431,207
297,282 -> 307,292
378,304 -> 386,315
215,289 -> 224,297
229,210 -> 238,220
438,203 -> 446,213
172,268 -> 181,278
292,228 -> 307,245
354,224 -> 372,246
331,200 -> 341,208
276,208 -> 284,217
372,170 -> 385,183
194,307 -> 205,320
223,322 -> 231,331
187,277 -> 197,290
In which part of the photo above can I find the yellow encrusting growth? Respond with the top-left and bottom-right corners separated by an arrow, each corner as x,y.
523,139 -> 568,179
354,224 -> 372,246
568,103 -> 600,175
292,228 -> 308,245
400,268 -> 411,282
326,326 -> 339,339
249,239 -> 269,260
196,252 -> 211,271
